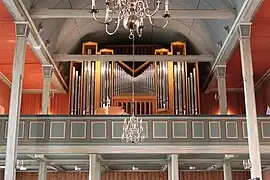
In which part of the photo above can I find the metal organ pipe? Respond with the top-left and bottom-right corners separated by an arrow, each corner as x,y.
190,72 -> 194,114
193,68 -> 198,114
71,67 -> 76,115
177,62 -> 183,114
182,62 -> 186,114
74,70 -> 78,114
173,64 -> 178,114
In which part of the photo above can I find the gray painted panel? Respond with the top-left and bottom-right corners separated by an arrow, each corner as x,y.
112,121 -> 123,139
50,122 -> 66,139
226,122 -> 238,138
262,122 -> 270,138
192,121 -> 204,138
209,122 -> 220,138
91,122 -> 106,139
29,122 -> 45,139
153,121 -> 167,138
173,122 -> 187,138
71,122 -> 86,139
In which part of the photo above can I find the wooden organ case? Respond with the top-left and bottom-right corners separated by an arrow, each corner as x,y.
69,41 -> 200,115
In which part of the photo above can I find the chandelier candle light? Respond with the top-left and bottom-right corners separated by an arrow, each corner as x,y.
121,38 -> 145,143
90,0 -> 170,38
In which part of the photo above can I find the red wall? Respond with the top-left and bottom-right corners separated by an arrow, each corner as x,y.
20,93 -> 69,115
200,91 -> 245,115
256,78 -> 270,115
0,81 -> 10,114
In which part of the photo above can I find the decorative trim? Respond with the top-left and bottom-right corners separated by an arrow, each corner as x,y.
261,121 -> 270,138
242,121 -> 248,138
91,121 -> 107,139
29,121 -> 45,139
225,121 -> 238,139
50,121 -> 66,139
70,121 -> 87,139
153,121 -> 168,139
192,121 -> 204,139
172,121 -> 187,138
5,121 -> 25,139
143,121 -> 148,138
209,121 -> 221,139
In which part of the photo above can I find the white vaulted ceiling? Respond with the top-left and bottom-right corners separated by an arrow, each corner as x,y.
23,0 -> 245,55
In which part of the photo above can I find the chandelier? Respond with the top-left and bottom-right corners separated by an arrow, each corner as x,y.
90,0 -> 170,38
121,38 -> 145,143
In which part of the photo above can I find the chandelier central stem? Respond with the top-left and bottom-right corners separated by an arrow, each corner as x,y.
131,36 -> 135,116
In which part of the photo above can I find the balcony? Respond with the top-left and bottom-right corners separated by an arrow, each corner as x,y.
0,115 -> 269,154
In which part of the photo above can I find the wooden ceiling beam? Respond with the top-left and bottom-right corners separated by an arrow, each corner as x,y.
31,8 -> 235,19
53,54 -> 215,62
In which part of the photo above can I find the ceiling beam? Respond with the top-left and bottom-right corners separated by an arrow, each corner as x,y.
53,54 -> 215,62
255,69 -> 270,89
30,8 -> 235,20
203,0 -> 264,92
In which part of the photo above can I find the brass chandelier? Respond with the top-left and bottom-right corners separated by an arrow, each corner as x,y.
90,0 -> 170,38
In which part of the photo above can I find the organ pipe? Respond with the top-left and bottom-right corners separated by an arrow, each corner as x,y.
70,61 -> 96,115
173,63 -> 200,115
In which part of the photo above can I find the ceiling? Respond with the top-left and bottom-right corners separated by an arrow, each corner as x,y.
1,153 -> 270,172
0,1 -> 56,90
23,0 -> 242,55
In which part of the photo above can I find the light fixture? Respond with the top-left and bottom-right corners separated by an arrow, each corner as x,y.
90,0 -> 170,38
224,154 -> 234,160
189,166 -> 196,170
243,159 -> 251,170
224,25 -> 230,33
217,41 -> 223,48
19,166 -> 27,171
37,23 -> 44,34
45,40 -> 51,48
121,38 -> 145,143
132,166 -> 138,171
75,166 -> 81,171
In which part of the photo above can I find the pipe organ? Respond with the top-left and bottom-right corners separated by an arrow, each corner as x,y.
69,41 -> 200,115
114,63 -> 155,95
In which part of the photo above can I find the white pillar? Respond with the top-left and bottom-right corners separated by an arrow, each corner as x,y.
96,161 -> 101,180
42,65 -> 52,114
168,159 -> 172,180
38,161 -> 47,180
239,23 -> 262,179
4,22 -> 29,180
223,161 -> 232,180
171,154 -> 179,180
89,154 -> 97,180
217,65 -> 227,115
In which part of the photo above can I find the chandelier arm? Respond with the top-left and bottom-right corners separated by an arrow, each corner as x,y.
92,12 -> 113,24
148,16 -> 169,28
142,0 -> 161,17
105,17 -> 121,35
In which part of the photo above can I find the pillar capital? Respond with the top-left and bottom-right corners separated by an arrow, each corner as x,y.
216,65 -> 226,78
42,64 -> 53,78
15,21 -> 30,38
238,23 -> 252,39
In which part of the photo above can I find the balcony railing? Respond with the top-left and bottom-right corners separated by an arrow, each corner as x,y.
0,115 -> 269,146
